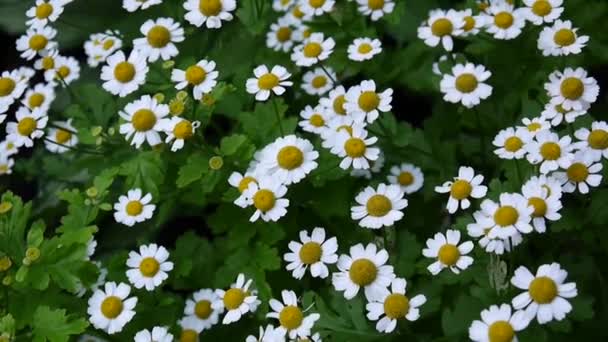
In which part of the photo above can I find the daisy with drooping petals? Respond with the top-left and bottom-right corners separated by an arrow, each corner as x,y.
134,18 -> 185,62
477,193 -> 534,240
134,326 -> 173,342
320,115 -> 359,151
538,20 -> 588,57
5,107 -> 48,148
246,65 -> 293,101
541,102 -> 587,127
267,290 -> 320,339
0,70 -> 28,107
493,127 -> 532,160
171,59 -> 218,100
469,304 -> 530,342
440,63 -> 492,108
526,174 -> 563,200
334,125 -> 380,170
245,325 -> 284,342
417,9 -> 464,51
435,166 -> 488,214
511,263 -> 577,324
35,49 -> 59,72
183,0 -> 236,29
0,157 -> 14,176
545,67 -> 599,111
266,17 -> 297,52
242,176 -> 289,222
284,227 -> 338,280
0,140 -> 18,157
48,56 -> 80,86
16,26 -> 57,60
213,273 -> 261,324
26,0 -> 65,29
344,80 -> 392,123
319,85 -> 347,118
351,183 -> 408,229
123,0 -> 163,12
387,163 -> 424,194
228,170 -> 262,208
301,67 -> 335,96
23,83 -> 55,113
525,130 -> 574,174
84,31 -> 123,68
366,278 -> 426,333
184,289 -> 222,332
521,0 -> 563,25
158,116 -> 200,152
351,151 -> 384,179
273,0 -> 294,12
119,95 -> 169,148
113,188 -> 156,227
45,119 -> 78,154
467,210 -> 524,255
574,121 -> 608,161
483,2 -> 526,40
455,9 -> 485,37
101,50 -> 148,97
257,135 -> 319,185
422,229 -> 474,275
356,0 -> 395,21
299,0 -> 334,17
348,37 -> 382,62
332,243 -> 396,301
298,105 -> 330,134
553,151 -> 603,194
521,177 -> 562,233
126,244 -> 173,291
291,33 -> 335,67
178,316 -> 203,341
520,116 -> 551,137
87,282 -> 137,334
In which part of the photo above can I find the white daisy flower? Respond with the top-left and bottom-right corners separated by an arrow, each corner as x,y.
267,290 -> 320,339
0,157 -> 14,176
319,85 -> 347,118
45,119 -> 78,154
469,304 -> 530,342
466,210 -> 523,255
34,49 -> 59,72
574,121 -> 608,161
435,166 -> 488,214
344,80 -> 392,123
334,125 -> 380,170
273,0 -> 295,12
298,105 -> 330,134
553,151 -> 602,194
0,70 -> 28,107
320,115 -> 358,151
101,50 -> 149,97
119,95 -> 169,148
299,0 -> 334,17
292,22 -> 313,42
351,150 -> 384,179
0,139 -> 19,157
511,263 -> 577,324
5,107 -> 48,148
184,289 -> 222,331
422,229 -> 474,275
521,176 -> 562,233
522,0 -> 563,25
126,243 -> 173,291
351,183 -> 408,229
483,2 -> 526,40
26,0 -> 65,29
16,26 -> 57,60
455,9 -> 485,37
157,116 -> 201,152
387,163 -> 424,194
47,56 -> 80,86
123,0 -> 162,12
520,116 -> 551,136
545,67 -> 599,111
245,325 -> 285,342
284,227 -> 338,279
246,65 -> 293,101
178,316 -> 203,340
228,170 -> 262,208
171,59 -> 218,100
301,67 -> 335,96
257,135 -> 319,185
524,174 -> 563,200
22,83 -> 55,113
213,273 -> 261,324
242,176 -> 290,222
286,4 -> 312,23
492,127 -> 532,160
134,326 -> 173,342
134,18 -> 185,62
356,0 -> 395,21
477,193 -> 534,240
113,188 -> 156,227
266,17 -> 297,52
87,282 -> 137,334
366,277 -> 426,333
541,102 -> 587,126
15,66 -> 35,82
525,130 -> 574,174
183,0 -> 236,29
440,63 -> 492,108
417,9 -> 464,51
347,37 -> 382,62
538,20 -> 588,57
291,33 -> 335,67
84,31 -> 123,68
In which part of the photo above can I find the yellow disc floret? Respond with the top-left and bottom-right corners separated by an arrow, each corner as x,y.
349,258 -> 377,286
366,194 -> 392,217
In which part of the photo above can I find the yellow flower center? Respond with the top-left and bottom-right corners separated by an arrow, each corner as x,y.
114,62 -> 136,83
276,27 -> 292,42
366,194 -> 392,217
0,77 -> 16,97
438,244 -> 460,266
529,276 -> 558,304
0,256 -> 11,272
139,257 -> 160,277
41,56 -> 54,70
528,197 -> 547,217
55,129 -> 72,144
527,122 -> 541,132
35,3 -> 54,19
253,189 -> 276,212
258,73 -> 279,90
303,42 -> 322,58
147,25 -> 171,48
28,93 -> 45,108
17,117 -> 37,136
431,18 -> 453,36
588,129 -> 608,150
553,29 -> 576,47
493,206 -> 519,227
180,330 -> 198,342
237,176 -> 256,193
358,91 -> 380,112
195,300 -> 213,319
450,180 -> 472,200
57,66 -> 71,79
337,125 -> 353,136
173,120 -> 194,140
293,6 -> 304,19
532,0 -> 552,16
309,114 -> 325,127
279,306 -> 303,330
131,109 -> 157,131
333,95 -> 346,115
504,136 -> 523,152
494,12 -> 514,29
277,146 -> 304,170
539,142 -> 561,160
344,137 -> 366,158
383,293 -> 409,319
368,0 -> 385,10
349,258 -> 377,286
199,0 -> 222,16
29,34 -> 48,51
309,0 -> 326,8
463,16 -> 476,31
101,296 -> 123,319
299,242 -> 322,264
223,288 -> 246,310
311,75 -> 327,89
126,200 -> 143,216
567,162 -> 589,182
358,43 -> 373,54
398,172 -> 414,186
560,77 -> 584,100
103,39 -> 115,51
455,73 -> 478,93
185,65 -> 207,85
488,320 -> 515,342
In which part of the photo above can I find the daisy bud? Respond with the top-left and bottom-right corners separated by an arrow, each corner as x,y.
209,156 -> 223,170
0,202 -> 12,214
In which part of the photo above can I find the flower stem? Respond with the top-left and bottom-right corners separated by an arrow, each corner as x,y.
319,63 -> 337,85
272,98 -> 285,137
515,159 -> 523,184
43,138 -> 103,155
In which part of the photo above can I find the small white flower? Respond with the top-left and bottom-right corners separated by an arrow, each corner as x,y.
356,0 -> 395,21
351,151 -> 384,179
26,0 -> 65,29
123,0 -> 162,12
301,67 -> 335,96
267,17 -> 297,52
422,229 -> 474,275
454,9 -> 485,37
299,0 -> 334,17
553,151 -> 602,194
245,325 -> 285,342
320,115 -> 358,151
524,174 -> 563,200
84,31 -> 123,68
16,26 -> 57,60
101,50 -> 148,97
334,125 -> 380,170
284,227 -> 338,279
267,290 -> 320,339
574,121 -> 608,161
347,37 -> 382,62
134,17 -> 185,62
538,20 -> 588,57
366,278 -> 426,333
511,263 -> 577,324
0,70 -> 28,107
113,188 -> 156,227
435,166 -> 487,214
477,193 -> 534,240
119,95 -> 169,148
273,0 -> 295,12
126,243 -> 173,291
134,326 -> 173,342
525,130 -> 574,174
34,49 -> 60,72
344,80 -> 392,123
319,85 -> 348,118
157,116 -> 200,152
522,0 -> 563,25
246,65 -> 293,101
257,135 -> 319,185
46,56 -> 80,86
521,175 -> 562,233
0,139 -> 18,157
493,127 -> 532,160
22,83 -> 55,113
183,0 -> 236,29
178,316 -> 203,339
482,2 -> 526,40
45,119 -> 78,154
520,116 -> 551,137
242,176 -> 290,222
286,4 -> 313,23
469,304 -> 530,342
351,183 -> 408,229
184,289 -> 222,331
291,32 -> 335,67
544,67 -> 599,111
417,9 -> 464,51
440,63 -> 492,108
467,210 -> 524,255
87,282 -> 137,334
298,105 -> 330,134
332,243 -> 396,301
540,102 -> 587,126
0,156 -> 14,176
5,107 -> 48,148
172,59 -> 218,100
387,163 -> 424,194
228,170 -> 261,208
213,273 -> 261,324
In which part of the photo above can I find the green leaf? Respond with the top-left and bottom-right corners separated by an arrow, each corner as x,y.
220,134 -> 249,156
26,220 -> 46,248
119,151 -> 166,198
32,306 -> 88,342
176,152 -> 210,188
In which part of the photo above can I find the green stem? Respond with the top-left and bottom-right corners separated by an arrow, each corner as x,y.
319,63 -> 338,85
48,123 -> 77,135
272,98 -> 285,137
474,110 -> 487,164
43,138 -> 103,155
515,159 -> 523,184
